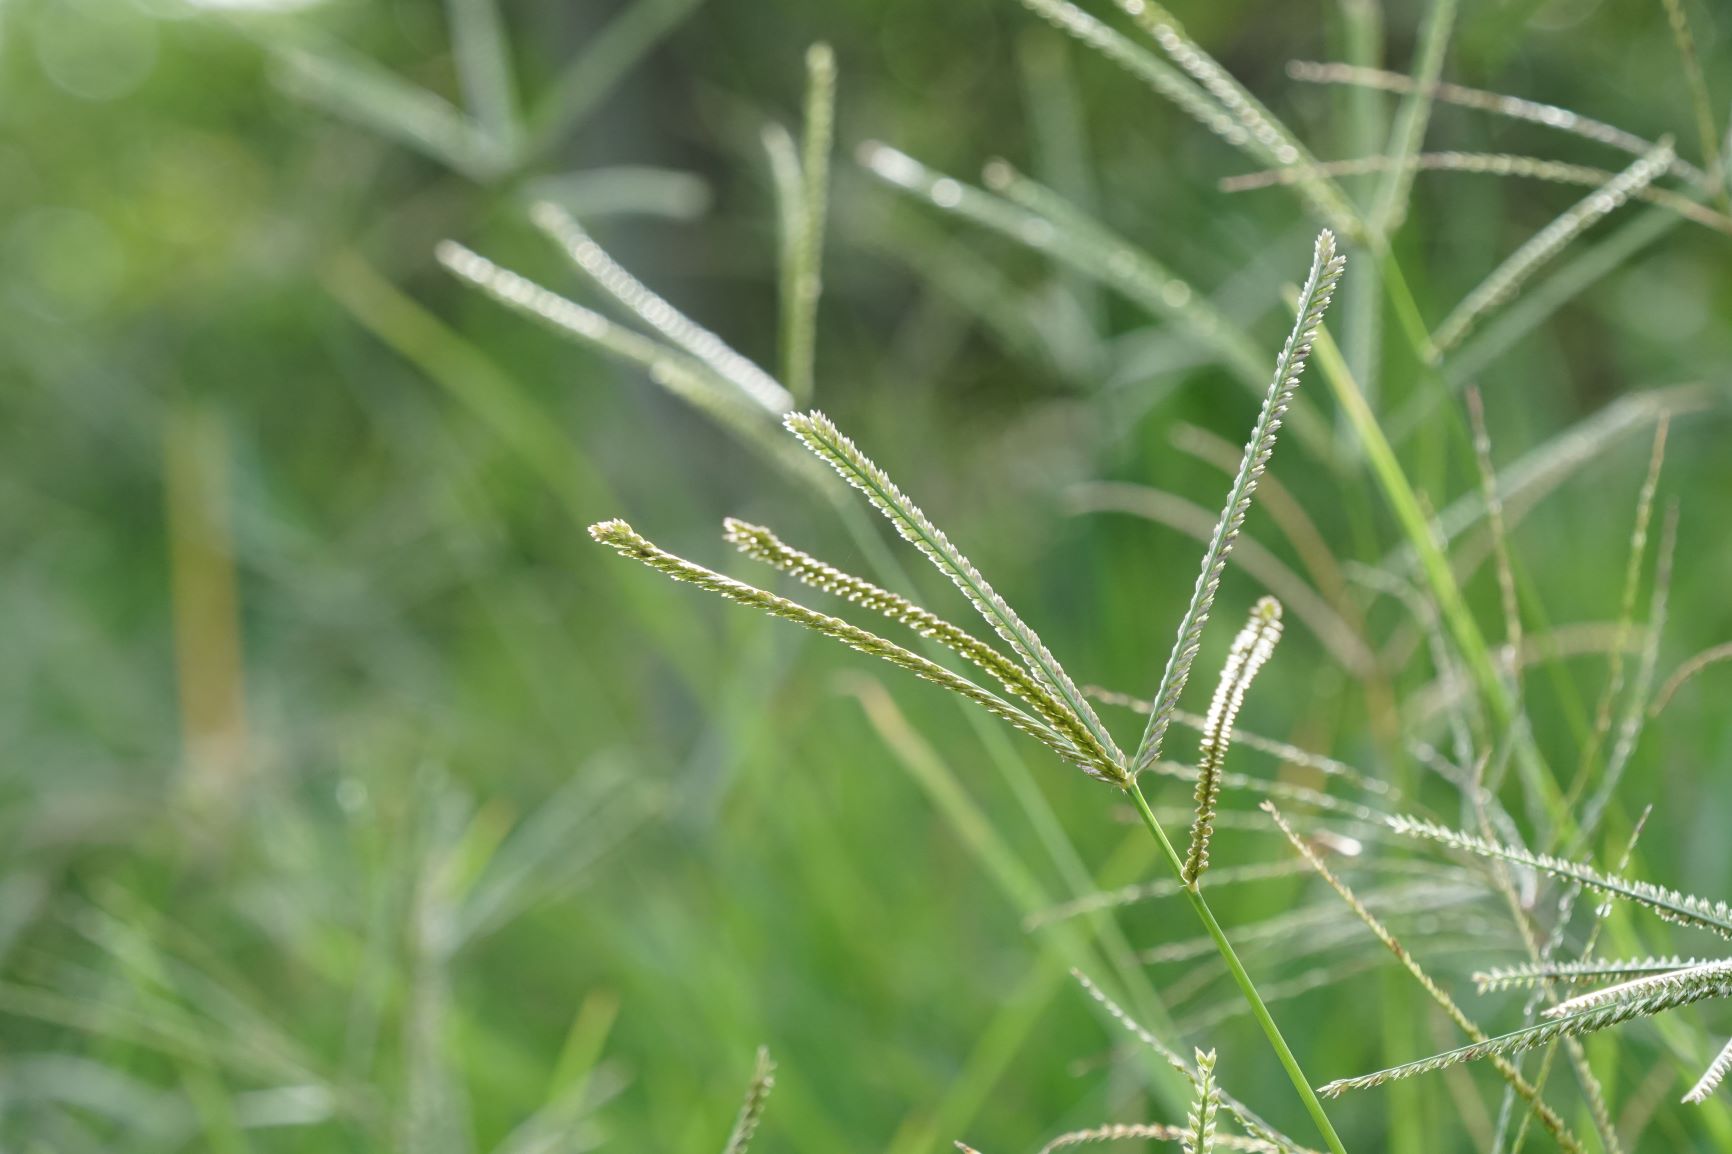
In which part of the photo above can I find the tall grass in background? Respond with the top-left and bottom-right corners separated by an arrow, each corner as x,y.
3,0 -> 1732,1151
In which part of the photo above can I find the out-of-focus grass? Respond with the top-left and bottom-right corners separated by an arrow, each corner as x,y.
3,0 -> 1732,1151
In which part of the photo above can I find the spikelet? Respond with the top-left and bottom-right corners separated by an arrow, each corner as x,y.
1029,1124 -> 1281,1154
1473,957 -> 1710,994
1264,804 -> 1586,1152
1544,959 -> 1732,1020
588,520 -> 1092,768
1389,815 -> 1732,939
1183,1048 -> 1221,1154
784,410 -> 1127,780
1184,598 -> 1283,884
1133,232 -> 1344,777
721,1047 -> 775,1154
1685,1036 -> 1732,1104
1069,972 -> 1313,1154
1318,978 -> 1732,1097
722,519 -> 1121,780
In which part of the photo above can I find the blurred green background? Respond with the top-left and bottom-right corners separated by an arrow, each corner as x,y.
4,0 -> 1732,1150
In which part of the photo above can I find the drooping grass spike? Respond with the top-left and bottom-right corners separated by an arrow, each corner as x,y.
1184,597 -> 1284,885
785,409 -> 1127,778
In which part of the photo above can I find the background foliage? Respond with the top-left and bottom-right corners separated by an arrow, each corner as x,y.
3,0 -> 1732,1150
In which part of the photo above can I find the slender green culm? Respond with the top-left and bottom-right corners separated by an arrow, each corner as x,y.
1184,598 -> 1283,885
1134,231 -> 1344,777
773,43 -> 834,403
721,1047 -> 776,1154
1371,0 -> 1456,235
1659,0 -> 1726,209
784,410 -> 1127,775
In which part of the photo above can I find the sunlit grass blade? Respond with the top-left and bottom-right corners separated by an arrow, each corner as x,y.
524,167 -> 712,222
858,144 -> 1283,409
433,242 -> 788,456
1431,140 -> 1674,355
530,202 -> 794,415
1133,231 -> 1344,777
1184,599 -> 1283,885
525,0 -> 709,155
784,410 -> 1126,777
1114,2 -> 1361,235
1371,0 -> 1456,235
445,0 -> 519,158
272,45 -> 503,180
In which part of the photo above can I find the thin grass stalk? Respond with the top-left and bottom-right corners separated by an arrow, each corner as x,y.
1124,785 -> 1349,1154
1371,0 -> 1456,234
1286,61 -> 1712,188
1221,152 -> 1732,235
1562,419 -> 1668,822
1659,0 -> 1726,208
776,44 -> 834,403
